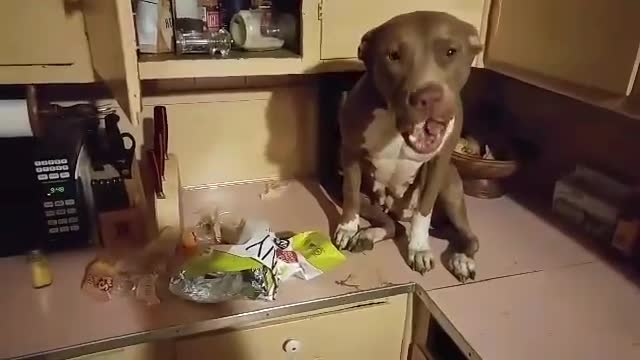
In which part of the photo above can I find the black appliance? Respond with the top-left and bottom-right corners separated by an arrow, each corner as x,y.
0,119 -> 95,257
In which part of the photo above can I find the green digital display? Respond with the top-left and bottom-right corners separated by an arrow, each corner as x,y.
46,185 -> 66,197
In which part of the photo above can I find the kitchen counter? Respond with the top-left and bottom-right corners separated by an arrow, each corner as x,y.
1,180 -> 636,360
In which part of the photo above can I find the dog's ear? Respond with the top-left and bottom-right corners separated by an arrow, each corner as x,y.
464,25 -> 484,56
468,33 -> 483,56
357,27 -> 377,66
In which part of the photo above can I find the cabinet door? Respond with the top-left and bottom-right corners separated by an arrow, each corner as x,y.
0,0 -> 74,65
83,0 -> 141,125
320,0 -> 486,60
486,0 -> 640,95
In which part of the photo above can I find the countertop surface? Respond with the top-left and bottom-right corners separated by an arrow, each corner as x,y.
1,180 -> 636,360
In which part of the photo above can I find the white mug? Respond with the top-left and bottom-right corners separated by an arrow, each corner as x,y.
230,10 -> 284,51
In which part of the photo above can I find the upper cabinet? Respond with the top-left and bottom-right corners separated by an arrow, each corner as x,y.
320,0 -> 487,61
485,0 -> 640,116
0,0 -> 95,84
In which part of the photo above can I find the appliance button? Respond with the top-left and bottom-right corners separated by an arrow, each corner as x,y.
34,161 -> 42,166
56,209 -> 67,215
45,210 -> 55,217
68,216 -> 79,223
70,225 -> 80,231
54,200 -> 64,207
58,218 -> 68,225
37,174 -> 48,181
43,201 -> 54,208
47,219 -> 58,226
66,208 -> 76,214
61,158 -> 68,164
62,165 -> 69,170
49,173 -> 60,180
64,199 -> 75,206
59,226 -> 70,233
49,227 -> 59,234
47,160 -> 55,165
42,166 -> 50,172
35,167 -> 43,173
54,159 -> 62,165
60,172 -> 70,179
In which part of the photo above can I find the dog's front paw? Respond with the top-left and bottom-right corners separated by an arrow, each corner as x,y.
334,216 -> 359,250
407,248 -> 435,274
448,253 -> 476,283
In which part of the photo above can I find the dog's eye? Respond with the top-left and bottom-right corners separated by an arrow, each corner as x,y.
387,51 -> 401,61
446,48 -> 457,57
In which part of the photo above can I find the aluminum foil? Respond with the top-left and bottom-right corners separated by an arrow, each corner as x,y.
168,266 -> 276,303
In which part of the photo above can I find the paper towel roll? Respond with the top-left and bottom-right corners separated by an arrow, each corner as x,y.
0,99 -> 33,137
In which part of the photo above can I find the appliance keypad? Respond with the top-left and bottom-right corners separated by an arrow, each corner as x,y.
45,198 -> 80,236
34,159 -> 71,182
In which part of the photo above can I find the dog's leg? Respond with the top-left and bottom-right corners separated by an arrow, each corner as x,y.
334,151 -> 363,249
407,163 -> 435,274
439,164 -> 480,282
347,194 -> 396,252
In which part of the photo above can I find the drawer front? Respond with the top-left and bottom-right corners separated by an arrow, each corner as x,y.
176,295 -> 408,360
70,342 -> 175,360
320,0 -> 485,60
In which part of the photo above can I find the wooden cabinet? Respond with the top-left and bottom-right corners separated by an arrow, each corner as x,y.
0,0 -> 95,84
485,0 -> 640,99
319,0 -> 487,61
75,0 -> 491,125
175,294 -> 408,360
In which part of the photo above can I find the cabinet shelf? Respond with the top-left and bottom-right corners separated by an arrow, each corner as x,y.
138,49 -> 305,80
492,61 -> 640,121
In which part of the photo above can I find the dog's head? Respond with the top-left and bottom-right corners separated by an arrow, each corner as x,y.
358,11 -> 482,154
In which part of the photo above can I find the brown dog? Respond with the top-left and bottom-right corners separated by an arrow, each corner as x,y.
334,11 -> 482,282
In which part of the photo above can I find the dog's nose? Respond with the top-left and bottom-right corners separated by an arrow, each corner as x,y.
409,83 -> 443,109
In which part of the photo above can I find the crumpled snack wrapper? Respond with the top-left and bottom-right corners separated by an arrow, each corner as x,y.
169,220 -> 346,303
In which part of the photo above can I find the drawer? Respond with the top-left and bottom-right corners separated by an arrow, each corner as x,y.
70,342 -> 175,360
176,295 -> 408,360
320,0 -> 486,60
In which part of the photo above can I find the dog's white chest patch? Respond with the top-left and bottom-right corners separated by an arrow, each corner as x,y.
363,108 -> 454,198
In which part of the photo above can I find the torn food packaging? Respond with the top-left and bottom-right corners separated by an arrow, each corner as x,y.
169,227 -> 346,303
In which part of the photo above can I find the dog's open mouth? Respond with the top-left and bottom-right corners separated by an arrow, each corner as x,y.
402,118 -> 448,154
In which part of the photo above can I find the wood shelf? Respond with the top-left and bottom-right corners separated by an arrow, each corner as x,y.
138,49 -> 305,80
490,61 -> 640,121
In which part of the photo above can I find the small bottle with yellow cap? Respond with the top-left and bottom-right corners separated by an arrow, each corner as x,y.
28,249 -> 53,288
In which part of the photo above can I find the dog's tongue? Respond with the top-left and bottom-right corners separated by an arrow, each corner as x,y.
407,120 -> 445,153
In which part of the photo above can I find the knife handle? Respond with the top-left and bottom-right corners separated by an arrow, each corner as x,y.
154,106 -> 169,160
